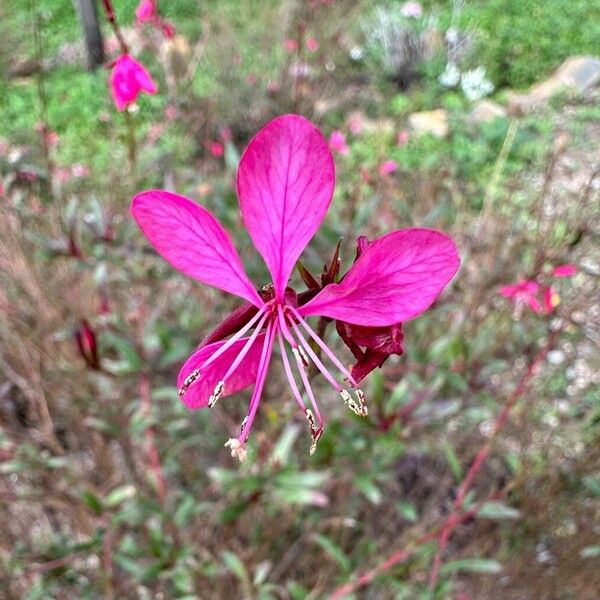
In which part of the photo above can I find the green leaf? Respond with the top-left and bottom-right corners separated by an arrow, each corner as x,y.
396,501 -> 418,522
105,485 -> 136,507
221,550 -> 249,583
478,501 -> 521,520
442,440 -> 462,482
312,534 -> 351,574
353,474 -> 382,505
270,423 -> 300,465
580,545 -> 600,558
441,558 -> 503,575
81,490 -> 104,515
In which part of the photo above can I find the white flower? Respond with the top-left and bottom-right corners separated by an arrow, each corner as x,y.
461,67 -> 494,101
350,46 -> 364,61
400,1 -> 423,18
439,62 -> 461,87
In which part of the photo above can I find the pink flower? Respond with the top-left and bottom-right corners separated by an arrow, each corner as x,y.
109,54 -> 157,112
208,141 -> 224,158
348,114 -> 364,136
397,130 -> 410,146
131,115 -> 459,460
329,130 -> 350,156
378,160 -> 398,177
71,163 -> 90,178
552,263 -> 577,278
306,37 -> 319,52
400,1 -> 423,18
135,0 -> 156,23
284,39 -> 299,51
499,279 -> 542,314
542,286 -> 560,314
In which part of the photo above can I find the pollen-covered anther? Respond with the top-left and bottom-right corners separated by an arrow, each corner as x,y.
355,389 -> 368,417
224,438 -> 247,462
304,409 -> 322,455
292,347 -> 309,368
178,369 -> 200,397
208,380 -> 225,407
309,426 -> 323,455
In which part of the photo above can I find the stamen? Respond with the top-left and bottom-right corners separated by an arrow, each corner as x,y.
219,311 -> 270,390
239,321 -> 276,444
355,389 -> 368,417
277,328 -> 307,412
200,303 -> 270,372
286,306 -> 359,388
287,315 -> 344,393
208,380 -> 224,407
291,343 -> 323,426
178,369 -> 200,397
224,438 -> 247,462
305,408 -> 323,455
240,415 -> 248,433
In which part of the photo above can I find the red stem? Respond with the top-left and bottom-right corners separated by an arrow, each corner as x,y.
101,0 -> 129,54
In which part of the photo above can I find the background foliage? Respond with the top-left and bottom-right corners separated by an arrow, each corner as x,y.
1,1 -> 599,598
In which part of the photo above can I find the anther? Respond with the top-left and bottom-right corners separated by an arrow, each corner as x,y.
240,415 -> 248,433
355,389 -> 368,417
292,347 -> 309,368
305,409 -> 322,455
178,369 -> 200,397
224,438 -> 247,462
208,380 -> 224,407
309,426 -> 323,455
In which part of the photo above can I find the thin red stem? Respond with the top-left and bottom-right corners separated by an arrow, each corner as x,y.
329,330 -> 558,599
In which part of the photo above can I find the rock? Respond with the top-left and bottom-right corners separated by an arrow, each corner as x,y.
407,109 -> 449,138
468,99 -> 507,124
508,56 -> 600,114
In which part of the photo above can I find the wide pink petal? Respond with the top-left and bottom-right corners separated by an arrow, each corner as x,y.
177,335 -> 264,409
134,59 -> 158,94
298,229 -> 460,326
131,190 -> 263,306
237,114 -> 335,298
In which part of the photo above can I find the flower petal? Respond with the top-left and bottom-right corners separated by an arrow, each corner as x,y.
237,114 -> 335,298
131,190 -> 263,306
299,229 -> 460,326
177,335 -> 265,409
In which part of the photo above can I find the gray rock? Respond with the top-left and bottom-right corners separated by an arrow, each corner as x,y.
508,56 -> 600,114
407,109 -> 449,138
469,99 -> 507,124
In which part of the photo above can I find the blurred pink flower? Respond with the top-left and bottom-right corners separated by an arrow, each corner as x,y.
71,163 -> 90,178
306,37 -> 319,52
164,104 -> 177,121
329,130 -> 350,155
135,0 -> 156,23
552,263 -> 577,278
220,127 -> 233,143
378,160 -> 398,177
400,1 -> 423,18
499,279 -> 542,314
348,114 -> 364,136
246,73 -> 258,85
161,21 -> 175,38
267,80 -> 280,93
131,114 -> 459,460
284,39 -> 299,51
397,130 -> 410,146
209,141 -> 224,158
542,285 -> 560,314
110,54 -> 157,111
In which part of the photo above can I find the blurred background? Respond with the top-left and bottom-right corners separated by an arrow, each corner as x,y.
1,1 -> 599,598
